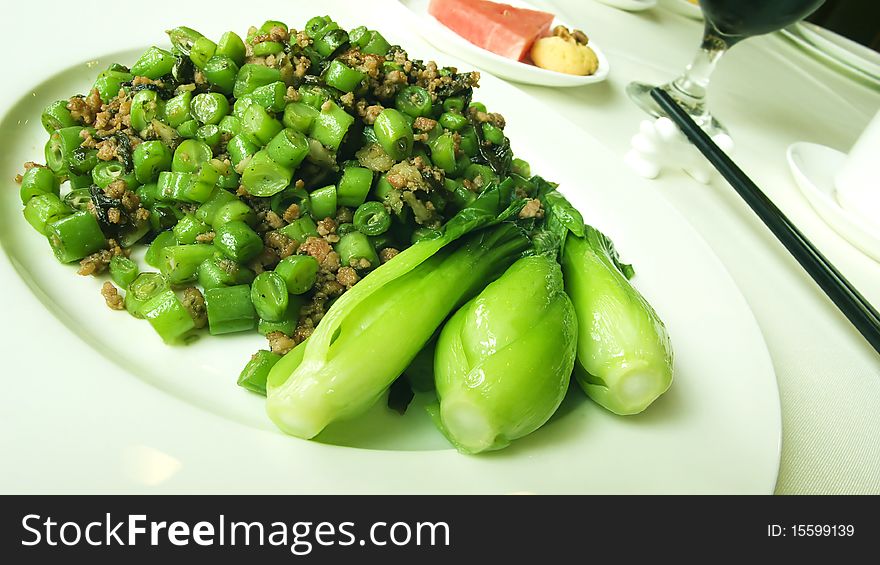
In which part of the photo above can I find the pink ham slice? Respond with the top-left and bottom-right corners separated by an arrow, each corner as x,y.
428,0 -> 555,61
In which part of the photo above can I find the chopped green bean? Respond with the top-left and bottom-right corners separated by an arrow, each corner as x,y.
274,255 -> 319,295
362,30 -> 391,56
238,350 -> 282,395
44,126 -> 83,173
41,100 -> 76,133
19,166 -> 60,204
145,230 -> 178,268
68,147 -> 99,175
23,194 -> 71,235
109,255 -> 139,288
266,129 -> 309,169
214,220 -> 263,262
313,28 -> 349,58
64,188 -> 93,211
395,85 -> 432,118
205,284 -> 257,335
133,140 -> 172,184
172,139 -> 213,173
172,213 -> 211,244
189,36 -> 217,69
241,104 -> 283,146
233,64 -> 282,99
439,112 -> 468,131
336,231 -> 379,269
443,97 -> 465,113
195,188 -> 237,225
282,102 -> 319,134
218,115 -> 242,136
203,56 -> 239,95
93,68 -> 132,103
309,185 -> 336,219
310,100 -> 354,151
165,91 -> 192,128
511,157 -> 531,177
213,200 -> 257,227
278,216 -> 318,244
337,166 -> 373,207
249,81 -> 287,113
217,31 -> 247,66
353,201 -> 391,236
374,108 -> 413,161
124,272 -> 169,318
251,271 -> 288,322
159,244 -> 216,284
253,40 -> 284,57
130,46 -> 175,79
227,134 -> 259,169
130,89 -> 165,132
298,85 -> 335,110
324,60 -> 365,93
177,119 -> 200,139
198,255 -> 255,289
92,160 -> 138,190
167,26 -> 203,56
191,93 -> 230,125
242,150 -> 293,197
196,124 -> 222,149
46,211 -> 106,263
142,289 -> 196,343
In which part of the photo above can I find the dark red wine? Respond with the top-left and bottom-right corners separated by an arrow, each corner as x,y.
700,0 -> 825,43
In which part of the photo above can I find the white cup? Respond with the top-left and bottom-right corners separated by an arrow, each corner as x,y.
835,110 -> 880,228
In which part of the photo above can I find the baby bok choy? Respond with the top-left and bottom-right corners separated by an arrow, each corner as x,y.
561,226 -> 673,415
266,222 -> 530,439
432,255 -> 577,454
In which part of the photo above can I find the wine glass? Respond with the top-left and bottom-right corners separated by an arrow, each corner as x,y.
627,0 -> 827,135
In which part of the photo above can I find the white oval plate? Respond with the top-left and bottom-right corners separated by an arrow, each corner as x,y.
397,0 -> 610,87
0,0 -> 779,493
593,0 -> 658,12
787,142 -> 880,263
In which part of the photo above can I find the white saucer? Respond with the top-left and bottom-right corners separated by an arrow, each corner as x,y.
786,142 -> 880,263
397,0 -> 610,87
593,0 -> 658,12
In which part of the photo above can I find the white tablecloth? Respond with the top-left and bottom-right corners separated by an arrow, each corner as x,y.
536,0 -> 880,494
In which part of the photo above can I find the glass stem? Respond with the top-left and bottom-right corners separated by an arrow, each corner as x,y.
668,41 -> 727,112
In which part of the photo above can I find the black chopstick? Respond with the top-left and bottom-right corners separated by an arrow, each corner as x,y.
650,87 -> 880,356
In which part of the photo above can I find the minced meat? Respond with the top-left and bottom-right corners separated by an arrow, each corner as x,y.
101,282 -> 125,310
181,287 -> 207,329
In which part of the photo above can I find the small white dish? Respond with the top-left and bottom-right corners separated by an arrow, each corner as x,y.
397,0 -> 610,87
660,0 -> 703,20
593,0 -> 658,12
787,142 -> 880,263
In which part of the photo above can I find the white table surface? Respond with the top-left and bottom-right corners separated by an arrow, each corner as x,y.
535,0 -> 879,494
0,0 -> 877,494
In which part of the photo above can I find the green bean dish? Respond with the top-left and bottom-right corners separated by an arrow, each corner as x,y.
17,16 -> 674,453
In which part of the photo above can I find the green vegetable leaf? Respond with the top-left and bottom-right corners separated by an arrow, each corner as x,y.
586,225 -> 635,280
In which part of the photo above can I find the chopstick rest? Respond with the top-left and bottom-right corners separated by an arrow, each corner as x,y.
625,116 -> 735,183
